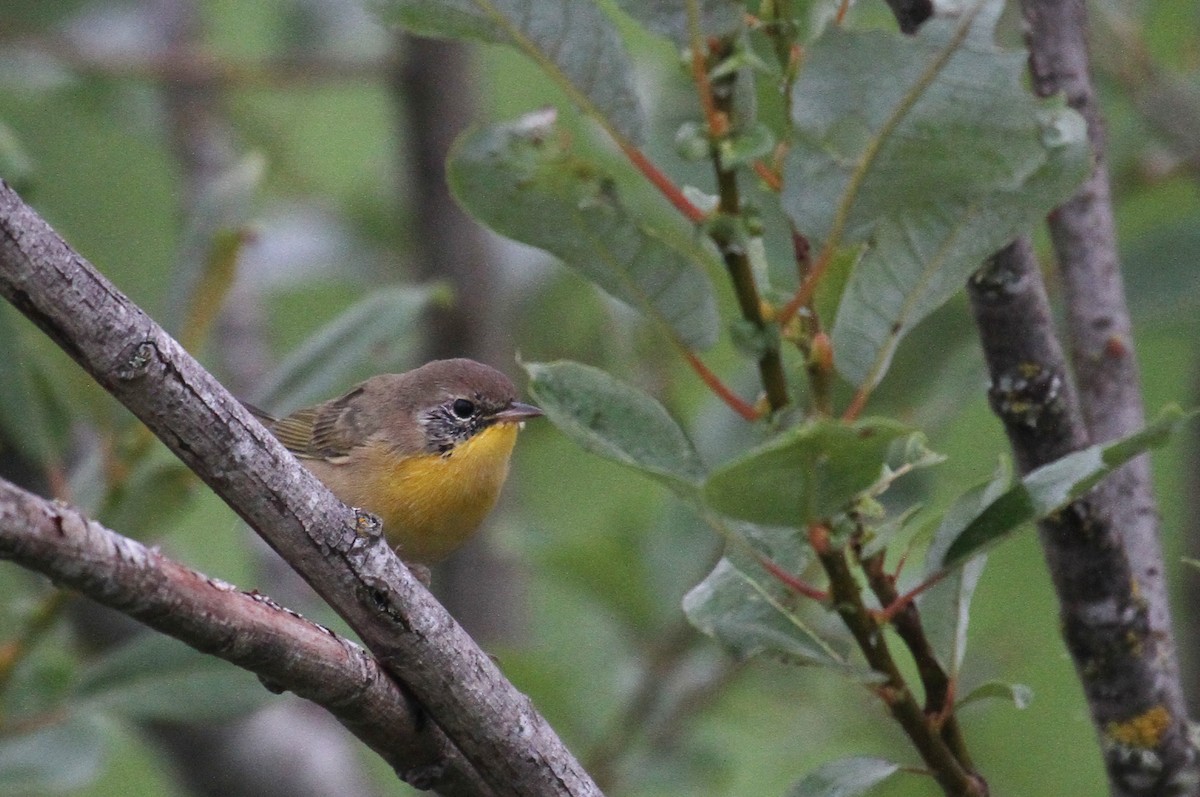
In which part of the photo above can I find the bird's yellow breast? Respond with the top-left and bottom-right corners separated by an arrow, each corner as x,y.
342,422 -> 521,563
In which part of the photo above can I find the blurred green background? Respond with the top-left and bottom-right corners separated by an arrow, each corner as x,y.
1,1 -> 1199,795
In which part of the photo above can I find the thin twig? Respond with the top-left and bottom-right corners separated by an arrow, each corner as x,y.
683,351 -> 760,421
807,524 -> 986,797
857,548 -> 974,773
684,15 -> 789,412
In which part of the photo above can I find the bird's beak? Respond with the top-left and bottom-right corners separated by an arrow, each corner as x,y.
491,402 -> 544,425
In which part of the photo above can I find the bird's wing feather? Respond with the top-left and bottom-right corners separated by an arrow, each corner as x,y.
269,386 -> 371,463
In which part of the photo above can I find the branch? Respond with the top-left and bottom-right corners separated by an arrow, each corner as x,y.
1018,2 -> 1196,792
967,239 -> 1197,795
1023,0 -> 1179,647
857,550 -> 973,772
0,476 -> 490,796
0,180 -> 601,797
806,525 -> 985,797
696,35 -> 790,413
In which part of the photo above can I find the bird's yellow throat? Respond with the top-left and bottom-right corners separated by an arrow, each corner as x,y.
356,422 -> 521,563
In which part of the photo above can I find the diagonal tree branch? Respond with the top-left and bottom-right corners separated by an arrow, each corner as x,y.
0,179 -> 602,797
0,475 -> 492,796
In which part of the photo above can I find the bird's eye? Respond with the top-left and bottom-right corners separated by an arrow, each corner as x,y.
451,398 -> 476,419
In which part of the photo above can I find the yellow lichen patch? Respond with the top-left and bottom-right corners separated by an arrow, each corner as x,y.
1106,705 -> 1171,749
1017,361 -> 1043,379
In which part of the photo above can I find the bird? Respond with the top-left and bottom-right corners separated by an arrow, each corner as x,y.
250,358 -> 542,564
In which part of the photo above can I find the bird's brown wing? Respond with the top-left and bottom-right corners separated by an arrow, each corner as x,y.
267,386 -> 371,463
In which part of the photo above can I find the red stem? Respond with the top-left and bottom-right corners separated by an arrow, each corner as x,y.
779,245 -> 832,325
842,385 -> 869,421
752,160 -> 782,192
874,570 -> 947,625
682,350 -> 760,421
617,141 -> 707,224
756,553 -> 829,601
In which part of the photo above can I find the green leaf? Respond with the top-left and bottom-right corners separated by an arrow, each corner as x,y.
925,457 -> 1011,574
811,244 -> 865,332
99,455 -> 198,539
786,756 -> 901,797
704,417 -> 913,526
717,122 -> 775,169
450,113 -> 720,349
371,0 -> 643,142
781,0 -> 1090,389
0,714 -> 106,793
612,0 -> 744,49
254,284 -> 447,413
0,304 -> 58,465
524,360 -> 706,491
957,680 -> 1033,711
75,633 -> 270,723
933,407 -> 1189,572
0,120 -> 35,193
929,555 -> 986,676
683,522 -> 844,666
166,154 -> 265,342
859,504 -> 923,561
921,458 -> 1009,673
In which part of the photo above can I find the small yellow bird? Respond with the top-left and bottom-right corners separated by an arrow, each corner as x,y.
251,359 -> 542,564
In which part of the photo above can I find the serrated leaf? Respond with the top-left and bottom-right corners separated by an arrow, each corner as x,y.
75,633 -> 269,723
0,714 -> 106,793
957,680 -> 1033,711
781,0 -> 1089,389
612,0 -> 744,49
786,756 -> 901,797
524,360 -> 705,491
932,407 -> 1189,572
683,523 -> 843,666
371,0 -> 643,142
704,418 -> 913,526
450,113 -> 720,349
254,284 -> 446,413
